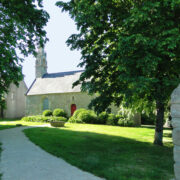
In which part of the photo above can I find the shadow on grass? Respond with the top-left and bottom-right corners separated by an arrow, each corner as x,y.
0,124 -> 19,130
0,118 -> 20,122
164,132 -> 172,138
141,125 -> 172,131
24,127 -> 174,180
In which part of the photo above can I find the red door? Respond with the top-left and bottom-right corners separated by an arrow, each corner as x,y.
71,104 -> 76,116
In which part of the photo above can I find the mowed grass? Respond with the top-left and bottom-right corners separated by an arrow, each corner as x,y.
24,124 -> 173,180
0,119 -> 48,130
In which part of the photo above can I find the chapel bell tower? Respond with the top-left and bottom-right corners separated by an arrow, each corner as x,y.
35,47 -> 47,78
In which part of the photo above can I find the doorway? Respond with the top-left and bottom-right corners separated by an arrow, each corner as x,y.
71,104 -> 76,116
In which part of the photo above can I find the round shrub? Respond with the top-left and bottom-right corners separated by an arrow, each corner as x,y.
68,108 -> 97,124
78,110 -> 97,124
68,116 -> 83,123
72,108 -> 87,119
53,108 -> 67,117
43,110 -> 53,116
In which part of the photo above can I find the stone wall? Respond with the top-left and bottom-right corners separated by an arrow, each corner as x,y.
26,92 -> 96,117
26,92 -> 141,125
171,84 -> 180,180
26,92 -> 122,117
4,81 -> 28,119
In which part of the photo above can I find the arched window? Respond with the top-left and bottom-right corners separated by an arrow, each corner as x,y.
71,104 -> 76,116
43,98 -> 49,110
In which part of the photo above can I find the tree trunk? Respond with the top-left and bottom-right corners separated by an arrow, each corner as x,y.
154,100 -> 165,146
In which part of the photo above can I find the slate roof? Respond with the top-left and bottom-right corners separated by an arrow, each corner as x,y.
26,70 -> 84,96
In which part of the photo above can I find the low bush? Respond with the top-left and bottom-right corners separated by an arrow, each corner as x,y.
141,112 -> 156,125
53,109 -> 67,117
117,118 -> 135,127
72,108 -> 87,119
43,110 -> 53,117
68,116 -> 83,124
21,116 -> 50,122
97,112 -> 108,124
68,109 -> 97,124
78,110 -> 97,124
50,116 -> 67,122
106,114 -> 118,126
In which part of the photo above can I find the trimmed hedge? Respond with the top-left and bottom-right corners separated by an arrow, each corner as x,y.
53,109 -> 67,118
43,110 -> 53,117
21,116 -> 50,122
21,116 -> 67,123
50,116 -> 67,122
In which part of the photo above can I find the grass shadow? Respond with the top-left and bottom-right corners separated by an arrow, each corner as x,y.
0,118 -> 20,122
24,126 -> 174,180
0,124 -> 18,130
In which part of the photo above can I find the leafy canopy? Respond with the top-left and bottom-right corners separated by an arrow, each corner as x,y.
57,0 -> 180,113
0,0 -> 49,100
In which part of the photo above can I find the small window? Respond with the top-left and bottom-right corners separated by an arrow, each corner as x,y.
43,98 -> 49,110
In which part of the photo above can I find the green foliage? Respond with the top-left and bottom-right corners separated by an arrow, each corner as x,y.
21,115 -> 67,123
68,108 -> 97,124
68,108 -> 87,123
24,124 -> 173,180
50,116 -> 67,122
53,108 -> 67,117
57,0 -> 180,144
69,108 -> 135,127
141,112 -> 156,125
78,110 -> 97,124
68,116 -> 83,124
0,1 -> 49,101
106,114 -> 118,126
43,110 -> 53,117
72,108 -> 87,119
21,116 -> 50,122
117,119 -> 135,127
97,112 -> 108,124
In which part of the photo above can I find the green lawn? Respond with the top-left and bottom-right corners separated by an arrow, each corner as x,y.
0,119 -> 48,129
24,123 -> 173,180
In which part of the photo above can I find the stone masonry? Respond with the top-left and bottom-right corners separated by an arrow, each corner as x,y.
171,84 -> 180,180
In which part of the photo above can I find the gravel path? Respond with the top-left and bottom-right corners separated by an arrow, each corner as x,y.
0,126 -> 103,180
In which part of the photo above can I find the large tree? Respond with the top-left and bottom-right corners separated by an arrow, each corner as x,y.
57,0 -> 180,145
0,0 -> 49,99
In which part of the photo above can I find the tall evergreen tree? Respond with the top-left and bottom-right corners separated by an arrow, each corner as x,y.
57,0 -> 180,145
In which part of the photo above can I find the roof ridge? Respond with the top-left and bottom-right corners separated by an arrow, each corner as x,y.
42,70 -> 84,79
46,70 -> 84,75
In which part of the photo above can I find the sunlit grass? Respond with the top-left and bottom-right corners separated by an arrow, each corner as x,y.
24,123 -> 173,180
0,119 -> 48,129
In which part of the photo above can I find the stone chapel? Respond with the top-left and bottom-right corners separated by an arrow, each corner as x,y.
26,48 -> 110,116
26,48 -> 141,126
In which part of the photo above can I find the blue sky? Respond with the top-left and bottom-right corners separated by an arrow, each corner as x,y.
22,0 -> 82,87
